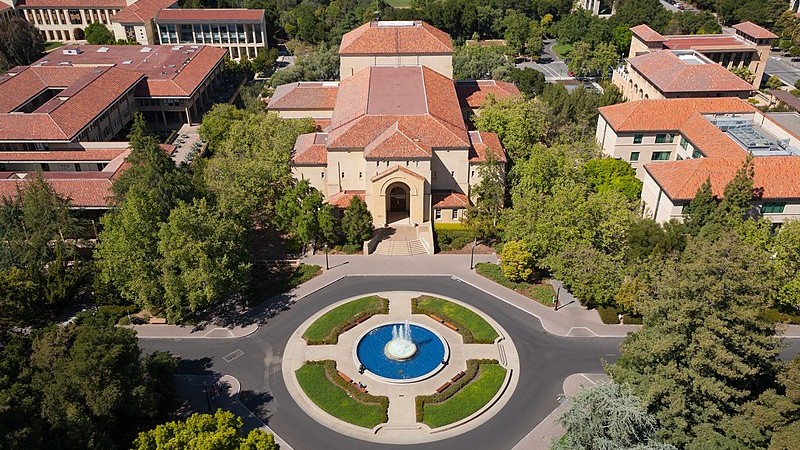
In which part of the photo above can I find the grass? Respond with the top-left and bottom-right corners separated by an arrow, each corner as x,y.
44,41 -> 63,52
475,262 -> 555,307
597,306 -> 643,325
303,296 -> 389,344
419,362 -> 506,428
296,361 -> 388,428
411,295 -> 498,343
385,0 -> 413,7
551,42 -> 573,60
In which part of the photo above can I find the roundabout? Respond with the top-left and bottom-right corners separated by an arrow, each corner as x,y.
136,275 -> 624,450
283,292 -> 520,443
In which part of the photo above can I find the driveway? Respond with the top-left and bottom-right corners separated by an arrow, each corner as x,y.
766,51 -> 800,88
517,39 -> 570,80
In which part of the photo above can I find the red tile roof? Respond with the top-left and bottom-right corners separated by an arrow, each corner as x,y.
663,35 -> 754,51
339,21 -> 452,55
326,66 -> 468,152
267,82 -> 339,110
112,0 -> 177,24
630,24 -> 666,43
0,67 -> 143,142
598,98 -> 755,132
468,131 -> 506,162
327,190 -> 365,208
455,80 -> 522,109
628,51 -> 753,94
0,148 -> 126,162
770,89 -> 800,113
17,0 -> 126,7
0,66 -> 95,113
432,190 -> 469,208
292,133 -> 327,166
371,164 -> 425,182
645,156 -> 800,201
732,22 -> 777,40
0,3 -> 12,13
155,8 -> 264,22
364,122 -> 432,159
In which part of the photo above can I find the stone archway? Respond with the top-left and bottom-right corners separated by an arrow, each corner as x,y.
386,182 -> 410,224
73,27 -> 85,40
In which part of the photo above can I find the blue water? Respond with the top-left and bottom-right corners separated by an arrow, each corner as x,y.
356,324 -> 446,380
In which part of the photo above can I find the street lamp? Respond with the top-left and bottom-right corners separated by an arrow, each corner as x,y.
469,237 -> 477,270
324,243 -> 329,270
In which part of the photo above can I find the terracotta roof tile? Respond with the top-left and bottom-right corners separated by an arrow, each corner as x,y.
645,156 -> 800,201
155,8 -> 265,22
663,35 -> 753,51
0,66 -> 95,113
0,148 -> 126,162
327,190 -> 365,208
267,82 -> 339,110
598,98 -> 755,132
292,133 -> 327,166
363,122 -> 431,159
112,0 -> 176,24
468,131 -> 506,162
628,51 -> 753,94
630,25 -> 666,43
371,164 -> 425,182
732,22 -> 777,40
455,80 -> 522,108
339,21 -> 452,55
432,190 -> 469,208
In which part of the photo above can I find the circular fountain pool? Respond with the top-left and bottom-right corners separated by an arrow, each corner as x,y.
355,323 -> 449,383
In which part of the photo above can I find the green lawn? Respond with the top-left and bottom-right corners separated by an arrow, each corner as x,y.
44,41 -> 63,52
295,362 -> 387,428
475,262 -> 555,307
412,295 -> 499,343
303,295 -> 389,344
421,363 -> 507,428
551,42 -> 573,60
385,0 -> 413,7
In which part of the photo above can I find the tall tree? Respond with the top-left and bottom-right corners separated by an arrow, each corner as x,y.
84,22 -> 115,45
772,220 -> 800,311
474,96 -> 552,161
0,18 -> 44,71
608,232 -> 782,448
683,178 -> 716,236
342,196 -> 374,245
464,148 -> 505,240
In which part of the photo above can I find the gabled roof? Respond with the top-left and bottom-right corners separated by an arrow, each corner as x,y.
371,164 -> 425,182
628,51 -> 753,94
598,98 -> 755,132
432,190 -> 470,209
630,24 -> 666,43
155,8 -> 265,23
363,122 -> 432,159
645,156 -> 800,201
468,131 -> 506,162
112,0 -> 176,24
455,80 -> 522,108
339,21 -> 452,55
267,82 -> 339,110
327,190 -> 365,208
292,133 -> 327,166
732,22 -> 777,40
326,66 -> 468,151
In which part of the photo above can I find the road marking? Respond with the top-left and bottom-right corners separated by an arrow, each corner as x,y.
223,349 -> 244,362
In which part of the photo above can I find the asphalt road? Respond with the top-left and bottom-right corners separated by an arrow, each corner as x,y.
138,276 -> 800,450
139,276 -> 622,450
766,52 -> 800,88
517,39 -> 569,80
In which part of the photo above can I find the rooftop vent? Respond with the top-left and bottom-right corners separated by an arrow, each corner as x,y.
171,46 -> 182,50
58,61 -> 70,65
62,48 -> 82,55
97,47 -> 109,53
140,47 -> 152,53
376,21 -> 416,27
122,60 -> 132,65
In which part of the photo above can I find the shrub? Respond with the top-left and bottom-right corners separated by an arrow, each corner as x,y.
500,240 -> 534,282
597,306 -> 643,325
341,244 -> 360,254
434,223 -> 475,252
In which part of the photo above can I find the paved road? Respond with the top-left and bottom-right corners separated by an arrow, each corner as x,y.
766,51 -> 800,87
139,276 -> 623,450
517,39 -> 569,80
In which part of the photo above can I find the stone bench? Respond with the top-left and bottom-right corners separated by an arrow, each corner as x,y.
148,317 -> 167,324
435,381 -> 451,393
338,371 -> 353,384
443,321 -> 459,331
428,314 -> 445,323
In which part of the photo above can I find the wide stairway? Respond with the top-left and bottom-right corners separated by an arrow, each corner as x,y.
375,238 -> 428,256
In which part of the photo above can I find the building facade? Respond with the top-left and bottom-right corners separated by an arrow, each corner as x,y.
108,0 -> 175,44
268,21 -> 515,228
3,0 -> 130,41
153,9 -> 266,60
596,98 -> 800,223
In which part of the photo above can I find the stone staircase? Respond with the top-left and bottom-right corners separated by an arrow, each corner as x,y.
374,238 -> 428,256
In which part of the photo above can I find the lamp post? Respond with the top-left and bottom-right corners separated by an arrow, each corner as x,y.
470,237 -> 477,270
324,243 -> 329,270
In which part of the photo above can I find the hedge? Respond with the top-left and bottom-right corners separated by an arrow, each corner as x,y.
411,295 -> 499,343
434,223 -> 475,252
303,296 -> 389,345
415,359 -> 503,426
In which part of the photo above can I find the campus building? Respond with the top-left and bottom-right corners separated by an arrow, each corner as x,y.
613,22 -> 777,101
1,0 -> 129,41
596,98 -> 800,223
577,0 -> 614,17
268,21 -> 519,228
108,0 -> 176,45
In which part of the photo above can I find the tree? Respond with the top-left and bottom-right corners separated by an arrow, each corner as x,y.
269,44 -> 339,87
552,382 -> 677,450
84,22 -> 116,45
158,198 -> 251,322
526,22 -> 545,57
773,220 -> 800,311
318,203 -> 341,245
582,157 -> 642,202
464,149 -> 504,239
452,44 -> 515,80
252,47 -> 279,76
199,104 -> 248,151
275,179 -> 325,249
717,155 -> 758,224
502,10 -> 530,55
567,42 -> 593,77
767,75 -> 784,90
341,196 -> 373,245
730,65 -> 755,84
608,233 -> 782,448
508,67 -> 546,97
0,18 -> 44,71
474,96 -> 552,161
133,409 -> 278,450
591,42 -> 619,80
683,178 -> 717,235
500,240 -> 534,282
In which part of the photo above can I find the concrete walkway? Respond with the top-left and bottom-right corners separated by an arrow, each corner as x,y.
133,253 -> 800,339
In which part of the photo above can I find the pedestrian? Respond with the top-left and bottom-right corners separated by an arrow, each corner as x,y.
618,313 -> 624,324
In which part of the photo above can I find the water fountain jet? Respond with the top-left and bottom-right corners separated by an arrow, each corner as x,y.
384,320 -> 417,360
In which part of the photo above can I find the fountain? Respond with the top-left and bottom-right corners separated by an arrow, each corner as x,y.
384,320 -> 417,360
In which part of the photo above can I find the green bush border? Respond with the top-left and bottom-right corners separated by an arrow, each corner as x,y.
415,359 -> 504,426
474,262 -> 554,306
597,306 -> 643,325
411,295 -> 498,343
298,360 -> 389,427
303,296 -> 389,345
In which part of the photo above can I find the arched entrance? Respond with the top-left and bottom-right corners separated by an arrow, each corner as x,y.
386,182 -> 410,224
73,28 -> 85,40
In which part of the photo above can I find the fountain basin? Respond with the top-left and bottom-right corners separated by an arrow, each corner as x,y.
355,323 -> 449,384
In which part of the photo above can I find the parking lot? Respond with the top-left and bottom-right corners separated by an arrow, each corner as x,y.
767,51 -> 800,88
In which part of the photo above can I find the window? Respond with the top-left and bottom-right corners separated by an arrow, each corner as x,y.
630,152 -> 640,162
321,171 -> 325,179
435,209 -> 442,219
655,134 -> 674,144
651,151 -> 671,161
341,172 -> 345,178
41,163 -> 50,172
359,172 -> 363,179
633,134 -> 643,144
451,209 -> 458,219
692,149 -> 703,159
74,164 -> 82,172
450,171 -> 455,177
680,137 -> 688,150
471,170 -> 475,177
762,202 -> 786,214
433,171 -> 437,178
